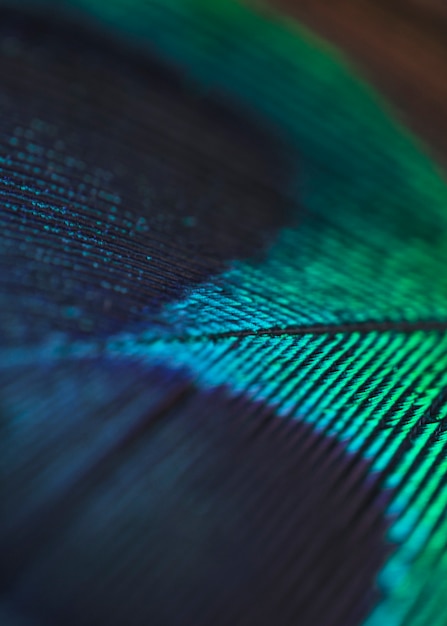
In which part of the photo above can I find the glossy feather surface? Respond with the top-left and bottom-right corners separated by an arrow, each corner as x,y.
1,1 -> 447,625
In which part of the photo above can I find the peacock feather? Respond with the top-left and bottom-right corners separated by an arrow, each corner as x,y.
1,1 -> 447,624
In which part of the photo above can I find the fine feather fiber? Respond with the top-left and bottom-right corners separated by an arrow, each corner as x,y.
1,1 -> 447,625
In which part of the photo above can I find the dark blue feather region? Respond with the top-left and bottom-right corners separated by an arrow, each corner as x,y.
1,360 -> 393,626
0,7 -> 291,343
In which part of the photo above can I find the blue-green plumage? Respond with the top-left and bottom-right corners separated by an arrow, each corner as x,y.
1,2 -> 447,625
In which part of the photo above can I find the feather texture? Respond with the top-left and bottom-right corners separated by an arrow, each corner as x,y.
1,1 -> 447,625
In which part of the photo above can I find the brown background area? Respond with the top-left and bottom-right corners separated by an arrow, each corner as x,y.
267,0 -> 447,169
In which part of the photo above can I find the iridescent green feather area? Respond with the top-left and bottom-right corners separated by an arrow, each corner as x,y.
2,1 -> 447,625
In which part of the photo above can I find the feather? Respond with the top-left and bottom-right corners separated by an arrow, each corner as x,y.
0,1 -> 447,625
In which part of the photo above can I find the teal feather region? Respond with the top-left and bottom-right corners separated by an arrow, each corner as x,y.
2,1 -> 447,624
